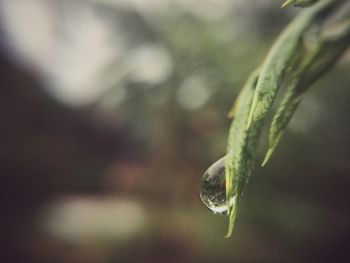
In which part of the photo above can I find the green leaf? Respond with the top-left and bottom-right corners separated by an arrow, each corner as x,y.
262,80 -> 303,167
225,69 -> 264,237
247,0 -> 342,128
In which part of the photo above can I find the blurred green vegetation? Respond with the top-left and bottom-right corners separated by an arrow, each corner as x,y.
0,1 -> 349,263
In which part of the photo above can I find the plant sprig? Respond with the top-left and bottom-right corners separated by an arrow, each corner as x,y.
247,0 -> 342,128
224,0 -> 349,237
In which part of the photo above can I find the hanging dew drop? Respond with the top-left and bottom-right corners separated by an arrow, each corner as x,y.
199,156 -> 236,215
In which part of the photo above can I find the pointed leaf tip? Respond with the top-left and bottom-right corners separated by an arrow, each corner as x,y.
225,206 -> 237,238
281,0 -> 294,8
261,148 -> 274,167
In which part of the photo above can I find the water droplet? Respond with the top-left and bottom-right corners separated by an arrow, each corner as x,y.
199,156 -> 236,215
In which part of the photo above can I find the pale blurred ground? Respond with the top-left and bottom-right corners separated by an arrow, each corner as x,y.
0,0 -> 350,262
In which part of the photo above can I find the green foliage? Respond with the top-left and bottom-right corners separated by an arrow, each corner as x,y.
263,19 -> 350,166
224,0 -> 350,237
225,69 -> 262,237
247,0 -> 340,128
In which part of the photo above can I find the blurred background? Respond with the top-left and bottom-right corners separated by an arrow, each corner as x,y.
0,0 -> 350,262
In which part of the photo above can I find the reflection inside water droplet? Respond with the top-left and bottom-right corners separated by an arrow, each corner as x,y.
199,156 -> 236,215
